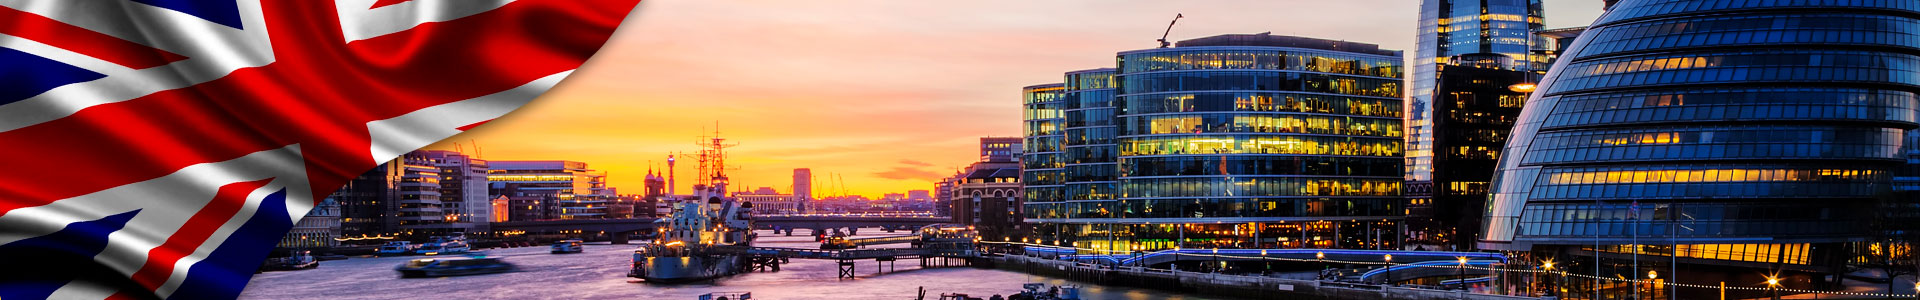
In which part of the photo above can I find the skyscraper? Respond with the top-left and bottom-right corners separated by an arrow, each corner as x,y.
1402,55 -> 1538,251
792,168 -> 813,211
1482,0 -> 1920,297
1407,0 -> 1546,194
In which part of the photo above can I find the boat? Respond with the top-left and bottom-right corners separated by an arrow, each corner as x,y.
259,249 -> 318,271
628,183 -> 755,283
395,256 -> 514,278
630,133 -> 757,283
1008,283 -> 1080,300
697,292 -> 752,300
552,239 -> 585,254
820,236 -> 855,250
375,241 -> 416,256
416,234 -> 471,255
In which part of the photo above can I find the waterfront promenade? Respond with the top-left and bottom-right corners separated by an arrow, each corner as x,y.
994,254 -> 1541,300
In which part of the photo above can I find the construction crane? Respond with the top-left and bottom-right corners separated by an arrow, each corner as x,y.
1157,13 -> 1184,48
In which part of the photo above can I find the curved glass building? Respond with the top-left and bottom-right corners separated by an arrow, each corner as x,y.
1104,34 -> 1405,250
1482,0 -> 1920,295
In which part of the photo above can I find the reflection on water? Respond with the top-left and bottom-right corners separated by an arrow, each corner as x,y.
241,230 -> 1222,300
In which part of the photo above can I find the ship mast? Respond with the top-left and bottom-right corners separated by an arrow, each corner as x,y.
693,124 -> 738,188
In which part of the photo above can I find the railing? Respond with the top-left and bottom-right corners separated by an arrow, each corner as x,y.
726,245 -> 979,260
753,212 -> 939,218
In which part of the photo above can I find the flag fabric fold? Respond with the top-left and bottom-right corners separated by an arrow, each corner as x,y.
0,0 -> 642,299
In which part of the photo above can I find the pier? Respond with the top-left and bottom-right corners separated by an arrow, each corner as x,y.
714,225 -> 986,279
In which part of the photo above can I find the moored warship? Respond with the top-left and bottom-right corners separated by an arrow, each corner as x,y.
629,133 -> 755,283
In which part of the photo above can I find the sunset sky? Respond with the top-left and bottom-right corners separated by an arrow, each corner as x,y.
428,0 -> 1608,198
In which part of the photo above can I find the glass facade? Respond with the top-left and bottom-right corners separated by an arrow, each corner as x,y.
1404,64 -> 1535,251
1408,0 -> 1548,184
1060,69 -> 1119,205
1481,1 -> 1919,295
1023,84 -> 1067,211
1026,35 -> 1405,254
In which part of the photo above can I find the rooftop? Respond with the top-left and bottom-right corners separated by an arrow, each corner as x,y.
1175,33 -> 1400,56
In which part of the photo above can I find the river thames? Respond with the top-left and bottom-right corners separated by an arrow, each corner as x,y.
239,230 -> 1222,299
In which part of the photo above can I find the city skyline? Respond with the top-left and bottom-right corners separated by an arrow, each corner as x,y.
427,0 -> 1606,198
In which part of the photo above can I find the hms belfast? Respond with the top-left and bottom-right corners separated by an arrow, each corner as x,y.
629,133 -> 757,283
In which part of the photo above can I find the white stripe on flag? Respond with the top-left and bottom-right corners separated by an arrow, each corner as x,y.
366,69 -> 571,162
0,0 -> 274,133
0,145 -> 312,299
334,0 -> 517,42
152,181 -> 290,298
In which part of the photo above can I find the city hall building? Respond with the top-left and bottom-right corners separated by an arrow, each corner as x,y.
1480,0 -> 1920,297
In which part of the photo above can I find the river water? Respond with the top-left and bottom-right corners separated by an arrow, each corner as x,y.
240,230 -> 1223,300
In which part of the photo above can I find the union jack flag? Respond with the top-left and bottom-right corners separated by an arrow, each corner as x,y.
0,0 -> 640,299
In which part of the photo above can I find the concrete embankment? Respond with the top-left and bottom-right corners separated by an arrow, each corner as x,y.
986,255 -> 1544,300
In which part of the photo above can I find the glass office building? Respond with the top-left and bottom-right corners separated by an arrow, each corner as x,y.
1481,0 -> 1920,297
1022,84 -> 1067,222
1027,34 -> 1406,253
1405,0 -> 1547,251
1408,0 -> 1547,186
1403,55 -> 1537,251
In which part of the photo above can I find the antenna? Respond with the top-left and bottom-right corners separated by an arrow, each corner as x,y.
1157,13 -> 1184,48
469,139 -> 481,159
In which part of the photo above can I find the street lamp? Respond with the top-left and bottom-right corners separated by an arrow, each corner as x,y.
1317,251 -> 1327,279
1648,270 -> 1658,299
1541,260 -> 1556,297
1766,276 -> 1781,300
1384,254 -> 1394,285
1457,257 -> 1469,291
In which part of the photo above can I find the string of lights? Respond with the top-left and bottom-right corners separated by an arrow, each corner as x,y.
977,241 -> 1920,298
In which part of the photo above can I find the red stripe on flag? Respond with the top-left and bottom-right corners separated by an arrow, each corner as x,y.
370,0 -> 414,9
120,179 -> 273,295
0,0 -> 638,217
0,6 -> 189,69
456,119 -> 491,131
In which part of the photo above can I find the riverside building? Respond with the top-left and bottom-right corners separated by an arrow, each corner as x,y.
1481,0 -> 1920,297
1024,33 -> 1406,253
1404,0 -> 1548,250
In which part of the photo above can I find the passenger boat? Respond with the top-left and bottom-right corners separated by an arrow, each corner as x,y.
552,239 -> 585,254
395,256 -> 514,278
416,234 -> 471,255
375,241 -> 416,256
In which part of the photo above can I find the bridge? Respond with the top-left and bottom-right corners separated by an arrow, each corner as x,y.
752,213 -> 950,236
487,214 -> 950,243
